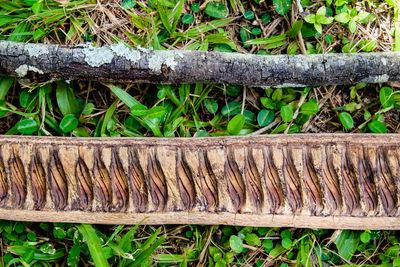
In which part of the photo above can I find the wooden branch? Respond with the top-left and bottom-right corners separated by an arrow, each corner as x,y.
0,134 -> 400,229
1,41 -> 400,86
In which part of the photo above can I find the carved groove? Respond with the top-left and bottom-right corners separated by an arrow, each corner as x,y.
263,146 -> 284,213
93,150 -> 112,212
75,157 -> 93,211
198,149 -> 218,212
9,149 -> 26,208
147,149 -> 167,212
322,146 -> 343,214
282,148 -> 303,213
376,148 -> 397,216
224,148 -> 246,213
1,135 -> 400,227
357,148 -> 378,215
110,149 -> 129,211
0,154 -> 7,205
176,148 -> 196,210
48,149 -> 68,210
30,152 -> 46,210
128,149 -> 148,213
303,147 -> 323,215
341,147 -> 361,216
244,148 -> 263,213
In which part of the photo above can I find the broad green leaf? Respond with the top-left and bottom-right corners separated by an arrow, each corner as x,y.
335,12 -> 351,23
380,87 -> 394,108
227,114 -> 245,135
221,101 -> 241,117
257,109 -> 275,127
59,114 -> 79,133
229,235 -> 243,253
339,112 -> 354,130
131,234 -> 166,267
205,1 -> 229,18
273,0 -> 291,15
122,0 -> 136,9
300,101 -> 319,115
280,105 -> 293,123
182,14 -> 194,24
191,3 -> 200,12
109,86 -> 140,108
131,104 -> 148,116
147,106 -> 166,119
368,120 -> 387,133
204,98 -> 218,114
8,246 -> 65,261
56,81 -> 80,116
17,119 -> 39,135
349,20 -> 357,33
334,230 -> 361,260
77,224 -> 109,267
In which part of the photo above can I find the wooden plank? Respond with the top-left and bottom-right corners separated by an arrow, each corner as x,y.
0,134 -> 399,229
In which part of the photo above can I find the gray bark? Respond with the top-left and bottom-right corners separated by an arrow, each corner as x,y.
0,40 -> 399,87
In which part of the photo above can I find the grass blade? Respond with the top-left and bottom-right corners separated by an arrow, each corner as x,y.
77,224 -> 110,267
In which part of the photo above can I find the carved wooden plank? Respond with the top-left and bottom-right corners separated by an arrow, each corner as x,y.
1,40 -> 400,86
1,134 -> 400,229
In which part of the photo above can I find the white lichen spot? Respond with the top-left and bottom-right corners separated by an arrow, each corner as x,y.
274,83 -> 306,88
15,64 -> 28,77
25,43 -> 50,58
15,65 -> 44,77
381,57 -> 387,66
82,46 -> 114,67
361,74 -> 389,83
110,43 -> 141,63
148,51 -> 181,72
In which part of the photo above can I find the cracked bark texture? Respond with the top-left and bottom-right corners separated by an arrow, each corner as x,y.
1,41 -> 400,86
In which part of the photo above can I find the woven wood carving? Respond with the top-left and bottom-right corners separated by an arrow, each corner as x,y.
0,134 -> 399,229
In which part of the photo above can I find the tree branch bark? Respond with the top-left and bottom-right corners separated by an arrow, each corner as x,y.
0,40 -> 399,86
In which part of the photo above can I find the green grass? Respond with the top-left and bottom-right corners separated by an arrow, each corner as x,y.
0,0 -> 399,265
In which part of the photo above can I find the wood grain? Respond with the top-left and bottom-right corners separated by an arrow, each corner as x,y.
0,134 -> 400,229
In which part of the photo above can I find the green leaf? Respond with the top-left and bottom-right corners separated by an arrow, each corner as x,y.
300,101 -> 319,115
229,235 -> 243,253
348,19 -> 357,33
121,0 -> 136,9
339,112 -> 354,130
204,98 -> 218,114
8,246 -> 65,261
131,104 -> 148,116
257,109 -> 275,127
360,232 -> 371,243
77,224 -> 109,267
205,1 -> 229,18
227,114 -> 245,135
335,12 -> 351,23
280,105 -> 293,123
273,0 -> 291,15
286,20 -> 303,38
281,238 -> 292,249
147,106 -> 166,119
56,81 -> 80,116
368,120 -> 387,133
191,3 -> 200,12
334,230 -> 361,260
17,119 -> 39,135
182,14 -> 194,24
53,227 -> 67,239
109,86 -> 140,108
380,87 -> 394,108
59,114 -> 79,133
244,10 -> 255,20
221,101 -> 241,117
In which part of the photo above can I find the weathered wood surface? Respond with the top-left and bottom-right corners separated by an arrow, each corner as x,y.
1,40 -> 400,86
0,134 -> 400,229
